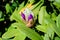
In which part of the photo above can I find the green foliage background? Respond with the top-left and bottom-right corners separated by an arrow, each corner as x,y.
0,0 -> 60,40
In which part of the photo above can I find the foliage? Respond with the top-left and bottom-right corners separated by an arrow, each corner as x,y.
0,0 -> 60,40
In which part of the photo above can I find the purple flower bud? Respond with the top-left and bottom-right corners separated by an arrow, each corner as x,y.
21,12 -> 26,20
28,14 -> 33,21
20,8 -> 35,27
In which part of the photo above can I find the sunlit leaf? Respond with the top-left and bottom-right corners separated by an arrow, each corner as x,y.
36,25 -> 47,33
38,6 -> 50,25
13,35 -> 26,40
11,23 -> 43,40
36,24 -> 54,39
2,26 -> 26,40
5,3 -> 12,13
49,20 -> 60,37
37,6 -> 54,39
50,14 -> 60,37
44,34 -> 50,40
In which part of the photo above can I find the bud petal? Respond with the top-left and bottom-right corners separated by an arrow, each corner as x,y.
28,14 -> 33,21
21,12 -> 26,20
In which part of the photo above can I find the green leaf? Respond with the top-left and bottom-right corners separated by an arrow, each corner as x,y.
55,37 -> 60,40
0,18 -> 4,21
5,3 -> 12,13
13,35 -> 26,40
18,2 -> 24,12
53,25 -> 60,37
10,8 -> 24,24
2,28 -> 17,38
37,7 -> 54,39
12,2 -> 17,7
2,26 -> 26,40
44,34 -> 50,40
49,20 -> 60,37
38,6 -> 50,25
0,38 -> 2,40
51,14 -> 60,37
46,25 -> 54,40
53,2 -> 60,9
36,25 -> 47,33
32,3 -> 43,15
28,0 -> 35,4
36,24 -> 54,39
0,11 -> 4,21
55,0 -> 60,3
2,22 -> 43,40
0,11 -> 2,18
11,23 -> 43,40
31,1 -> 42,10
51,13 -> 57,21
10,2 -> 25,24
56,14 -> 60,28
32,3 -> 43,20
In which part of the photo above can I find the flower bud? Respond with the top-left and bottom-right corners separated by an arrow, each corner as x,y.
20,8 -> 34,27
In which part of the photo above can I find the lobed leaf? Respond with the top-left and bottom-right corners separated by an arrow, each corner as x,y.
11,23 -> 43,40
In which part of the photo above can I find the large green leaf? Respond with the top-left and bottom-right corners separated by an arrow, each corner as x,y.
36,24 -> 54,39
10,2 -> 26,24
51,14 -> 60,37
49,20 -> 60,37
11,23 -> 43,40
37,6 -> 54,39
38,6 -> 50,25
2,26 -> 26,40
2,22 -> 43,40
